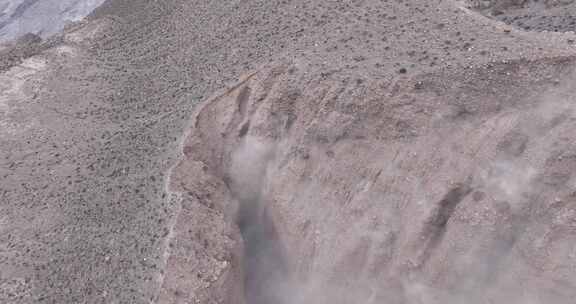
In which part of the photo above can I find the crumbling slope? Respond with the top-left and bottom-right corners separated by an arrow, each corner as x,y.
3,0 -> 576,303
172,54 -> 576,303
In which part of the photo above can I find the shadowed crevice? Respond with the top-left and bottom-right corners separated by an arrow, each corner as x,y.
419,183 -> 473,266
229,138 -> 292,304
237,200 -> 291,304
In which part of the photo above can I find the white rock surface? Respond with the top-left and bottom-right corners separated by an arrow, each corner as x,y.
0,0 -> 106,42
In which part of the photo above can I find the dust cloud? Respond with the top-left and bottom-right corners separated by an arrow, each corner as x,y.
228,78 -> 576,304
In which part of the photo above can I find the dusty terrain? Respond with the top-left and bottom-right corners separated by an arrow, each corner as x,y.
468,0 -> 576,32
2,0 -> 576,303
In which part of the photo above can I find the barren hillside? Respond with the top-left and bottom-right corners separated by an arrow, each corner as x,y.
2,0 -> 576,303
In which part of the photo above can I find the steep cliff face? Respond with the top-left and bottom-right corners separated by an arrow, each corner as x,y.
172,54 -> 576,303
